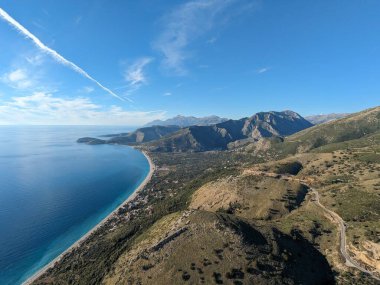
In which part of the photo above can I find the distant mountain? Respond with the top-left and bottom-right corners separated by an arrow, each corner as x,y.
147,111 -> 313,152
305,113 -> 350,125
78,125 -> 181,145
145,115 -> 228,127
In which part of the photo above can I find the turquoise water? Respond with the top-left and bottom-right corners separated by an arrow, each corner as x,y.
0,126 -> 149,284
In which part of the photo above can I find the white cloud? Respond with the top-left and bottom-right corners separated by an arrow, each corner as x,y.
163,92 -> 172,96
117,57 -> 154,97
124,57 -> 153,86
2,69 -> 34,89
256,67 -> 271,74
81,86 -> 95,93
154,0 -> 250,74
0,8 -> 125,101
8,69 -> 26,81
25,53 -> 44,65
0,92 -> 166,125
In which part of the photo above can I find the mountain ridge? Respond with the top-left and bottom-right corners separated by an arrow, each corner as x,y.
77,110 -> 314,152
145,115 -> 229,127
305,113 -> 350,125
147,110 -> 313,152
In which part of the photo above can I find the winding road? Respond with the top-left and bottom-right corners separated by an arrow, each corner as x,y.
244,169 -> 380,282
310,187 -> 380,281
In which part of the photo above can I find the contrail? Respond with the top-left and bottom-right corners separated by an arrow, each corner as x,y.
0,7 -> 128,102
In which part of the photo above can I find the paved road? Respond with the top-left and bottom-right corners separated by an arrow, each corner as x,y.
310,187 -> 380,281
243,169 -> 380,282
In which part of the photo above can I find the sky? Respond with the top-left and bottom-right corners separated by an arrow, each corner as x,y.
0,0 -> 379,125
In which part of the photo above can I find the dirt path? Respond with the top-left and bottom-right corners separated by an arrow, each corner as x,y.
310,187 -> 379,281
244,169 -> 380,281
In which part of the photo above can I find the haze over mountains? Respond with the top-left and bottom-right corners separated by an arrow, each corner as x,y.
145,115 -> 228,127
146,113 -> 350,128
305,113 -> 350,125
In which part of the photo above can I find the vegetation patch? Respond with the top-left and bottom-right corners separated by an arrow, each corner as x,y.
334,188 -> 380,222
274,161 -> 303,175
354,153 -> 380,163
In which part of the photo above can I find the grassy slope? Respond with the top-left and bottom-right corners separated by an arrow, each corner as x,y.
265,106 -> 380,157
104,210 -> 334,285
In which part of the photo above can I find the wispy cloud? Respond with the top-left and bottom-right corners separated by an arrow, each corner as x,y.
125,57 -> 153,86
75,16 -> 83,25
2,69 -> 34,89
115,57 -> 154,97
0,92 -> 166,125
206,36 -> 218,44
7,69 -> 27,82
163,92 -> 172,96
256,67 -> 271,74
154,0 -> 252,75
32,20 -> 47,31
77,86 -> 95,94
0,7 -> 126,102
25,53 -> 44,65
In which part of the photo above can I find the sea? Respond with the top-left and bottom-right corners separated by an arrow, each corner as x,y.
0,126 -> 150,284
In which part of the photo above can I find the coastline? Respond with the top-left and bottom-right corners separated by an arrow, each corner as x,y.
23,149 -> 155,285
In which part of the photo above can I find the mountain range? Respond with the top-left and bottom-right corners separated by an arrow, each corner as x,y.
305,113 -> 350,125
145,113 -> 349,128
145,115 -> 228,127
147,111 -> 313,152
78,110 -> 313,151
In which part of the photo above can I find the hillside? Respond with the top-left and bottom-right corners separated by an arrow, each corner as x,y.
244,106 -> 380,158
305,113 -> 350,125
283,107 -> 379,155
145,115 -> 228,127
101,112 -> 380,284
148,111 -> 313,152
103,211 -> 334,285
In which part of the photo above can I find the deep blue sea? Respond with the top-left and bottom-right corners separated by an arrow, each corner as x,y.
0,126 -> 150,285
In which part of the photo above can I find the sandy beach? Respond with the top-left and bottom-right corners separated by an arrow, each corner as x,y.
23,149 -> 155,285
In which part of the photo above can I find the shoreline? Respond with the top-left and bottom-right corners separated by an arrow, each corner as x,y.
23,149 -> 155,285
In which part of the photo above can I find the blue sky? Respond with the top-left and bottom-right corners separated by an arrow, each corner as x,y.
0,0 -> 379,125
